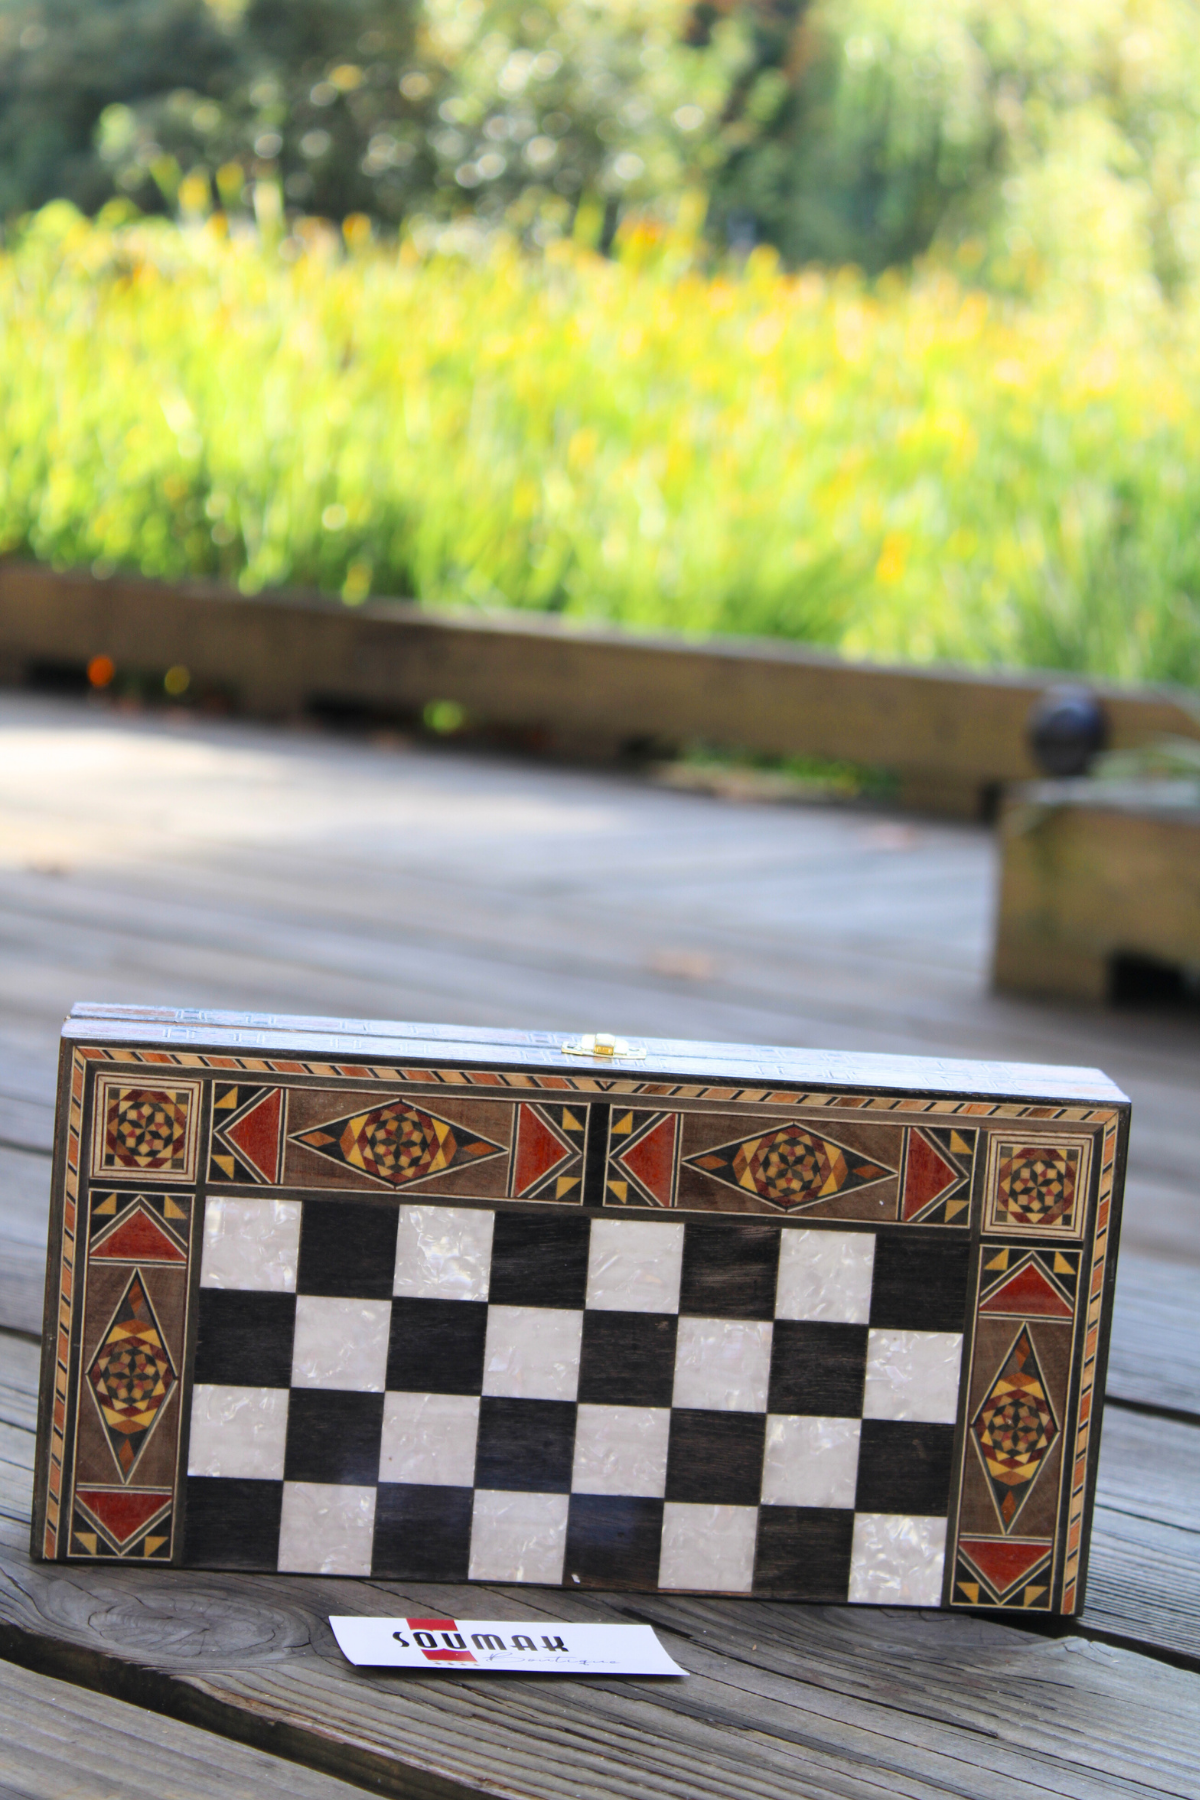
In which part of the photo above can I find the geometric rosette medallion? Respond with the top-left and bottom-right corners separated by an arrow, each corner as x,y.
34,1003 -> 1127,1618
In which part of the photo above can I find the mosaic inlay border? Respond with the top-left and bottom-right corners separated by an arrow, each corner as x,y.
35,1040 -> 1125,1609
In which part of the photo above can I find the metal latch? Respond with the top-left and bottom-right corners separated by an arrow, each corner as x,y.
561,1033 -> 646,1061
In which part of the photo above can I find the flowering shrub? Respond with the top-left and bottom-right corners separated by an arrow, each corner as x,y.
4,203 -> 1199,684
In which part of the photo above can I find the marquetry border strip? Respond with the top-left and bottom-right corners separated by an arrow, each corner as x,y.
945,1239 -> 1084,1613
1060,1111 -> 1119,1612
43,1047 -> 86,1559
73,1044 -> 1122,1126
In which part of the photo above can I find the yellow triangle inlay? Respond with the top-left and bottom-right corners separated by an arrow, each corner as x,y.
957,1582 -> 980,1605
985,1250 -> 1010,1270
608,1180 -> 628,1203
1053,1252 -> 1073,1274
944,1198 -> 969,1220
94,1194 -> 118,1215
163,1196 -> 186,1219
612,1113 -> 633,1136
1022,1585 -> 1047,1607
143,1535 -> 167,1556
76,1531 -> 98,1555
213,1155 -> 236,1180
949,1131 -> 971,1154
561,1109 -> 582,1133
214,1088 -> 239,1109
555,1176 -> 579,1198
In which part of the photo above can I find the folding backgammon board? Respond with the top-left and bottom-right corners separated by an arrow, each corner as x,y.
33,1005 -> 1128,1614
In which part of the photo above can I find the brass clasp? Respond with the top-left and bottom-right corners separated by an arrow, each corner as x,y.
561,1033 -> 646,1061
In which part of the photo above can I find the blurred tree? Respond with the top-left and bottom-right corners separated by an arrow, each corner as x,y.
2,0 -> 1200,301
408,0 -> 751,244
714,0 -> 1200,298
0,0 -> 237,215
0,0 -> 753,237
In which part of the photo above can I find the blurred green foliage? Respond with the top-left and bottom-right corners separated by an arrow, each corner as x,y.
2,0 -> 1200,296
717,0 -> 1200,296
0,0 -> 760,240
5,205 -> 1200,685
4,2 -> 1200,686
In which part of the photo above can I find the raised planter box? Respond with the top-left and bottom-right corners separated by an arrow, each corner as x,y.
3,559 -> 1200,817
992,781 -> 1200,1003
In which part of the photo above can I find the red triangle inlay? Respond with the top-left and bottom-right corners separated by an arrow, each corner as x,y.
902,1132 -> 959,1221
959,1538 -> 1052,1597
980,1260 -> 1074,1320
76,1488 -> 170,1546
513,1106 -> 569,1196
91,1205 -> 186,1263
619,1113 -> 678,1206
225,1088 -> 283,1183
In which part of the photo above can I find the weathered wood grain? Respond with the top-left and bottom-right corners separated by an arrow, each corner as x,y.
0,1093 -> 53,1158
0,1144 -> 51,1339
1083,1407 -> 1200,1663
0,1655 -> 383,1800
0,691 -> 1195,1265
1105,1255 -> 1200,1417
0,1329 -> 1196,1800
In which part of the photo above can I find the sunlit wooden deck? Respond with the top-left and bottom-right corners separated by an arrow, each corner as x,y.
0,689 -> 1196,1799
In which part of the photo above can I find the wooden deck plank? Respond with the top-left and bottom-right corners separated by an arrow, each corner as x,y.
1083,1407 -> 1200,1662
0,1330 -> 1195,1800
1106,1256 -> 1200,1417
0,692 -> 1195,1261
0,1656 -> 381,1800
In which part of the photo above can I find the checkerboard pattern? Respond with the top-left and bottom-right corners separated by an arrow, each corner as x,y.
184,1199 -> 970,1601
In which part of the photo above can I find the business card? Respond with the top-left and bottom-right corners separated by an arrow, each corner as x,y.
330,1615 -> 686,1675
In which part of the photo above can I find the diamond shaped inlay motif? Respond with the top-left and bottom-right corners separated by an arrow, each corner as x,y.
686,1123 -> 891,1212
86,1270 -> 177,1478
971,1326 -> 1059,1529
294,1099 -> 505,1188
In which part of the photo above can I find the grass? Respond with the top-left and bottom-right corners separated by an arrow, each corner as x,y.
3,201 -> 1200,687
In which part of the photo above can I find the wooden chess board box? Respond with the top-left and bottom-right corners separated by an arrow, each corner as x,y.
32,1005 -> 1128,1615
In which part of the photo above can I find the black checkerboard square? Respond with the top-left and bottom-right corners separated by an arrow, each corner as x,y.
679,1220 -> 779,1319
565,1495 -> 665,1589
194,1289 -> 295,1388
489,1211 -> 590,1307
665,1409 -> 766,1506
768,1321 -> 867,1416
186,1202 -> 972,1599
387,1298 -> 488,1394
855,1420 -> 957,1514
577,1310 -> 677,1407
297,1199 -> 398,1299
284,1389 -> 385,1485
475,1396 -> 577,1492
754,1506 -> 855,1599
372,1483 -> 474,1579
183,1475 -> 283,1569
868,1236 -> 970,1333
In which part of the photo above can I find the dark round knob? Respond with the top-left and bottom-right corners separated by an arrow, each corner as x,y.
1027,685 -> 1108,777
